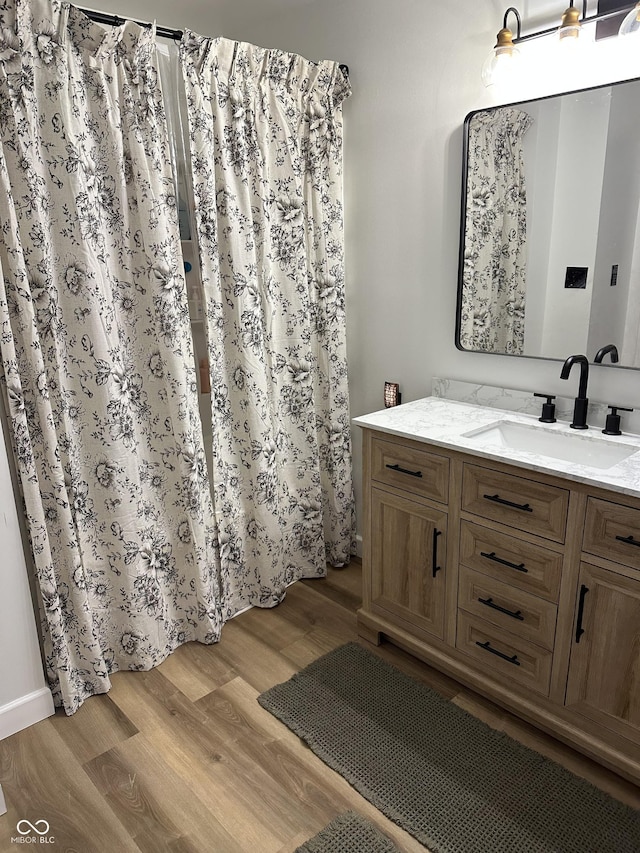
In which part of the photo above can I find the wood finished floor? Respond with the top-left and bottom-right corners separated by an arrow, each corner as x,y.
1,562 -> 640,853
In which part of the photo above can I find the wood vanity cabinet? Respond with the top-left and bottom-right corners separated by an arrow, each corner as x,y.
358,428 -> 640,784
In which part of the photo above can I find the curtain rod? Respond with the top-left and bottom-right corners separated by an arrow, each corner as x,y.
75,6 -> 350,76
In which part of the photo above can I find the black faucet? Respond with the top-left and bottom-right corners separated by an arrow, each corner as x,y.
594,344 -> 619,364
560,354 -> 590,429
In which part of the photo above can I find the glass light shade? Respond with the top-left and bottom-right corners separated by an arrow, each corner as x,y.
619,2 -> 640,36
481,45 -> 521,88
558,24 -> 581,41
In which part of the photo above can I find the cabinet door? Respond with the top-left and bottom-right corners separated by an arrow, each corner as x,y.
370,487 -> 447,639
565,563 -> 640,742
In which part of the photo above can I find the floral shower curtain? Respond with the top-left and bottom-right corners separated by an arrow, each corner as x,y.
0,0 -> 221,713
459,107 -> 533,354
180,36 -> 356,618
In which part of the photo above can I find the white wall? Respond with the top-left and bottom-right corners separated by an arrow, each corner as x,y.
540,93 -> 609,356
588,83 -> 640,358
3,0 -> 640,712
623,203 -> 640,366
0,416 -> 54,739
522,99 -> 560,358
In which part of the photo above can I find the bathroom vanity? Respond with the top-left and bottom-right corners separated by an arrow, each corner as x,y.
354,397 -> 640,784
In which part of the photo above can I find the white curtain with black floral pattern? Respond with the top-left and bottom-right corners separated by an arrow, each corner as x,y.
180,36 -> 356,618
459,107 -> 533,354
0,0 -> 222,714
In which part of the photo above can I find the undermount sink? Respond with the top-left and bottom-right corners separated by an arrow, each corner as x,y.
463,420 -> 640,470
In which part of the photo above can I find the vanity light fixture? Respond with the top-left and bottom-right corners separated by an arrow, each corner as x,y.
481,6 -> 522,87
619,1 -> 640,36
483,2 -> 637,84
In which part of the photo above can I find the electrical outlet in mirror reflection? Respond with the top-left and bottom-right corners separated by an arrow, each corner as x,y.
384,382 -> 401,408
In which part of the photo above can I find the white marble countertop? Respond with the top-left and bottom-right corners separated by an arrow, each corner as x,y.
353,397 -> 640,499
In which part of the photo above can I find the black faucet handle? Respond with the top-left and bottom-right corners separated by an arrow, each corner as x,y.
534,393 -> 556,424
603,405 -> 633,436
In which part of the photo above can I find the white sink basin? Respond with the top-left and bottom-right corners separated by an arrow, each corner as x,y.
463,420 -> 640,470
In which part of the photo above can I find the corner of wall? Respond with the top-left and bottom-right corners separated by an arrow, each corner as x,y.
0,688 -> 55,742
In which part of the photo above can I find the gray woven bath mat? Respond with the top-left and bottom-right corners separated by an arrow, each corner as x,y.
296,811 -> 400,852
258,642 -> 640,853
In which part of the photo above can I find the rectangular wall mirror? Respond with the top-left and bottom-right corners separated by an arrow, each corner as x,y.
456,76 -> 640,369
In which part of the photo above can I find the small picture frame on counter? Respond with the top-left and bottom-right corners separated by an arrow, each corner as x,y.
384,382 -> 401,408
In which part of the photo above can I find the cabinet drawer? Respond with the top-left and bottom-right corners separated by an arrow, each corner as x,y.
459,521 -> 562,602
458,566 -> 557,650
371,436 -> 449,504
461,463 -> 569,543
456,611 -> 552,696
583,497 -> 640,571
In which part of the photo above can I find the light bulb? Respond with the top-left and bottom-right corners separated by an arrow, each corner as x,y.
481,27 -> 521,88
619,1 -> 640,36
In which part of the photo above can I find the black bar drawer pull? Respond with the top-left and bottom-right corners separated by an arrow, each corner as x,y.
475,640 -> 521,666
575,584 -> 589,643
615,534 -> 640,548
432,529 -> 442,578
386,463 -> 423,478
483,493 -> 533,512
478,596 -> 524,621
480,550 -> 528,573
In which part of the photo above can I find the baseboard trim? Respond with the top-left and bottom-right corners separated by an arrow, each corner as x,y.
355,533 -> 363,558
0,687 -> 55,741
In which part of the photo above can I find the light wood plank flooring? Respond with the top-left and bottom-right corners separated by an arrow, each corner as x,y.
1,562 -> 639,852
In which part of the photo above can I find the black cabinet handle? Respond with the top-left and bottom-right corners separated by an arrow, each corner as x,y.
615,534 -> 640,548
478,596 -> 524,621
479,550 -> 528,573
386,463 -> 422,478
575,584 -> 589,643
475,640 -> 521,666
483,493 -> 533,512
432,529 -> 442,578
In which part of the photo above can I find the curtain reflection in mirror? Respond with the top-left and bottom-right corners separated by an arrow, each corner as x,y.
460,108 -> 533,354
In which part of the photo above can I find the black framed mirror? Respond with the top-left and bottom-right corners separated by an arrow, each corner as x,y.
455,76 -> 640,369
